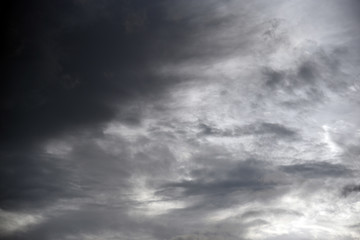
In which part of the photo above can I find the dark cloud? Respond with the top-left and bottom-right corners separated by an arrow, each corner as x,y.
198,122 -> 298,139
260,44 -> 354,111
1,207 -> 168,240
0,0 -> 196,149
256,122 -> 297,137
241,208 -> 303,220
263,68 -> 285,88
0,135 -> 179,239
280,162 -> 353,179
1,0 -> 360,239
342,184 -> 360,197
0,0 -> 195,220
297,61 -> 318,83
0,151 -> 79,211
170,232 -> 241,240
159,159 -> 287,211
165,177 -> 276,197
350,223 -> 360,229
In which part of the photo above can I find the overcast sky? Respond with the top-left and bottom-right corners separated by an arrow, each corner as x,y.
1,0 -> 360,239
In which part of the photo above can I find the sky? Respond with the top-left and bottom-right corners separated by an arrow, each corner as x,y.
1,0 -> 360,239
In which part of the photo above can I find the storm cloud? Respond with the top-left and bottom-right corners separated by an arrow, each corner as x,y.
1,0 -> 360,239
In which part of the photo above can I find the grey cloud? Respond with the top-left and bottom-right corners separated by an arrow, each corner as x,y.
159,159 -> 287,211
297,61 -> 318,83
261,44 -> 353,110
2,0 -> 360,239
342,184 -> 360,197
0,0 -> 206,231
0,151 -> 80,211
263,62 -> 320,96
0,134 -> 133,212
280,162 -> 353,179
255,122 -> 297,137
0,0 -> 201,149
263,68 -> 285,88
241,208 -> 303,220
198,122 -> 298,139
350,223 -> 360,230
170,232 -> 241,240
1,207 -> 164,240
165,178 -> 276,197
330,129 -> 360,163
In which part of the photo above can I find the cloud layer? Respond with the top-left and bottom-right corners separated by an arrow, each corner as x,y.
1,0 -> 360,239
